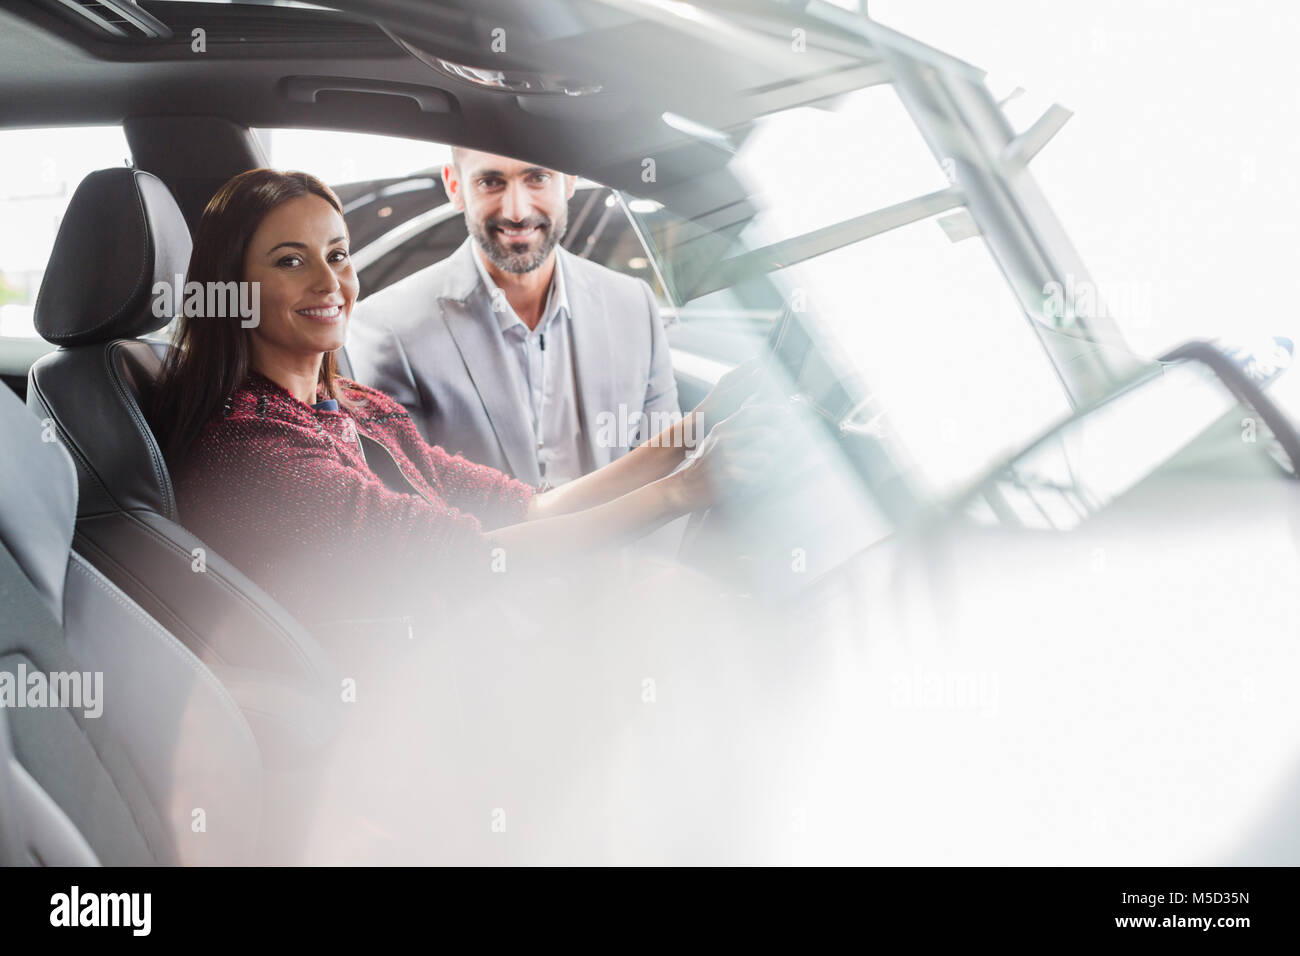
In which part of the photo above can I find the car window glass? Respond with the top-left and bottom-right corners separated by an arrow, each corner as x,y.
767,216 -> 1073,499
254,128 -> 450,186
0,126 -> 131,340
627,84 -> 949,308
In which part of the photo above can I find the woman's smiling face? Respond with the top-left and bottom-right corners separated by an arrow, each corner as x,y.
243,193 -> 358,362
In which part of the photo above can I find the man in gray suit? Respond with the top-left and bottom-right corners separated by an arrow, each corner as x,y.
347,147 -> 679,487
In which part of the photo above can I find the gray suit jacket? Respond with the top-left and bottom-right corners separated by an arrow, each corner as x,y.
346,237 -> 679,485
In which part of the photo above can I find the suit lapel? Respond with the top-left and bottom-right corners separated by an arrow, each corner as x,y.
563,249 -> 618,468
438,241 -> 541,484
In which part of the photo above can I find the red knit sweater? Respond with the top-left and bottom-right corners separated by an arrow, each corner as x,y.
175,372 -> 534,629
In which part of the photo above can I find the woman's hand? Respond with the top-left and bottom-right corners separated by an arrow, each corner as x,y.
691,356 -> 768,439
670,403 -> 787,513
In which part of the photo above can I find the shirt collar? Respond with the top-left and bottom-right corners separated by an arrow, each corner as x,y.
471,242 -> 570,335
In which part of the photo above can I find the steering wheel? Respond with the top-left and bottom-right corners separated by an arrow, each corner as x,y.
673,388 -> 820,571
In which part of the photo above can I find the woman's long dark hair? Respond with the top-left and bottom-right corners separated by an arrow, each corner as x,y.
152,168 -> 352,465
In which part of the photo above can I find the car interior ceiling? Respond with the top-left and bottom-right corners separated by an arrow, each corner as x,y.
0,0 -> 878,256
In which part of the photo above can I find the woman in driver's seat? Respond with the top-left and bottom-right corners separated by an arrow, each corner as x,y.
152,168 -> 771,631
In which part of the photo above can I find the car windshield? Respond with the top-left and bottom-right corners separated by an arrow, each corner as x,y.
624,80 -> 1077,507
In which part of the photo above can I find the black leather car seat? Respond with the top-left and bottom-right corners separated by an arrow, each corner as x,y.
0,381 -> 261,865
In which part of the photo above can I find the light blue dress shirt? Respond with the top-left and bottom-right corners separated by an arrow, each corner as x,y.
471,245 -> 584,485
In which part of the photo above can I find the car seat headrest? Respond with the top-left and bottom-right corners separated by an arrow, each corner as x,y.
35,168 -> 192,347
